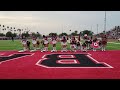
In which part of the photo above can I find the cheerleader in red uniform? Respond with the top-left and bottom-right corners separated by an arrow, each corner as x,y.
83,34 -> 90,49
19,36 -> 28,52
51,35 -> 57,52
42,36 -> 49,52
81,42 -> 87,52
101,34 -> 107,51
31,36 -> 37,51
70,36 -> 77,52
92,36 -> 99,51
76,35 -> 82,51
61,35 -> 67,52
41,35 -> 45,52
36,37 -> 40,49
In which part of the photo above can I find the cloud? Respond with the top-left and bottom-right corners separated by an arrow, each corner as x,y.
0,11 -> 119,35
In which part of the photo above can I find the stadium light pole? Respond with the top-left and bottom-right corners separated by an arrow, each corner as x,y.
97,24 -> 98,35
104,11 -> 106,34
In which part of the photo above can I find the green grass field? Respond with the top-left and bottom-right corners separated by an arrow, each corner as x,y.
0,40 -> 120,50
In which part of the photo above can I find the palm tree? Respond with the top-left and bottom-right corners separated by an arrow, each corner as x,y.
2,29 -> 4,34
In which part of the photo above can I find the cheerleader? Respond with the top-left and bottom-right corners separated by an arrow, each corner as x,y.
76,41 -> 82,51
41,35 -> 45,52
31,36 -> 37,51
83,34 -> 90,49
76,41 -> 81,51
92,36 -> 99,51
19,36 -> 28,52
61,35 -> 67,52
51,35 -> 57,52
101,34 -> 107,51
87,37 -> 92,49
26,40 -> 31,50
42,36 -> 49,52
89,36 -> 93,49
76,35 -> 82,51
70,36 -> 77,52
83,34 -> 88,40
81,42 -> 87,52
36,37 -> 40,49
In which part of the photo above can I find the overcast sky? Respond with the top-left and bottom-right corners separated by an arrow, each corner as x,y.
0,11 -> 119,35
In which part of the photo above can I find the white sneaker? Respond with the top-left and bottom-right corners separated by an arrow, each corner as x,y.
18,50 -> 24,52
41,50 -> 43,52
30,50 -> 36,52
51,50 -> 54,52
61,50 -> 63,52
41,50 -> 45,52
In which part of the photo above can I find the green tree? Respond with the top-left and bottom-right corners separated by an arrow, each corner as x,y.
0,33 -> 5,36
49,32 -> 57,37
21,31 -> 29,37
70,30 -> 78,36
12,33 -> 17,37
71,32 -> 76,36
6,31 -> 12,37
81,30 -> 94,36
31,32 -> 36,37
59,32 -> 68,37
36,32 -> 42,38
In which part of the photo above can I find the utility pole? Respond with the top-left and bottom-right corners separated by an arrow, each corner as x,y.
97,24 -> 98,35
104,11 -> 106,34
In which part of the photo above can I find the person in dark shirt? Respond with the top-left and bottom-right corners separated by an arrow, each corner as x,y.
11,36 -> 14,42
81,42 -> 87,52
61,35 -> 67,52
26,40 -> 31,50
